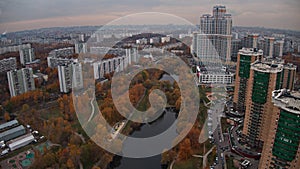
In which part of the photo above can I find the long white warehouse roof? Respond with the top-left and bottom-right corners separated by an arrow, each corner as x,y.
8,134 -> 34,149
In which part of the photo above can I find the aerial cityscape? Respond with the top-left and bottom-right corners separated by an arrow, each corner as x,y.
0,1 -> 299,169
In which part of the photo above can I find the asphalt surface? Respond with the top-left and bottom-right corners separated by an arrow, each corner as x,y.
207,99 -> 228,169
207,97 -> 260,169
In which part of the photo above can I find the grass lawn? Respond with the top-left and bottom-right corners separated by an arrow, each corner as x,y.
173,158 -> 200,169
40,106 -> 63,120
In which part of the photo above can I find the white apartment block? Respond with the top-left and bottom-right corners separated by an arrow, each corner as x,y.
7,68 -> 35,97
0,44 -> 31,54
47,56 -> 77,68
19,48 -> 35,65
192,5 -> 232,64
0,57 -> 17,73
75,43 -> 87,54
93,48 -> 138,79
49,47 -> 74,58
58,62 -> 83,93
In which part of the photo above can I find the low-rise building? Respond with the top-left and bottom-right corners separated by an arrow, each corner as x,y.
150,37 -> 160,44
161,36 -> 171,43
136,38 -> 148,44
0,125 -> 26,141
196,66 -> 234,84
0,120 -> 19,132
197,71 -> 234,84
8,133 -> 35,151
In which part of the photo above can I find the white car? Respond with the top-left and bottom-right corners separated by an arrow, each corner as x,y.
0,141 -> 5,148
0,149 -> 9,156
32,130 -> 39,135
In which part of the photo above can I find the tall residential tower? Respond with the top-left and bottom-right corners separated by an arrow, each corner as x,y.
259,89 -> 300,169
242,61 -> 283,148
233,48 -> 263,112
7,68 -> 35,97
58,63 -> 83,93
19,48 -> 35,65
192,5 -> 232,64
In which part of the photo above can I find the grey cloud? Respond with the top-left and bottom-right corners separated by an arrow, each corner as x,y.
0,0 -> 299,31
0,0 -> 161,23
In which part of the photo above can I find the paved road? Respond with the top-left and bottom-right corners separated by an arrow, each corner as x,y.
88,94 -> 96,122
204,99 -> 229,169
229,125 -> 260,169
111,121 -> 126,139
230,125 -> 261,159
212,124 -> 229,169
226,152 -> 259,169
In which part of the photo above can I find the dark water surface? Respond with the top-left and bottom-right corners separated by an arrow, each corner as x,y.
111,111 -> 177,169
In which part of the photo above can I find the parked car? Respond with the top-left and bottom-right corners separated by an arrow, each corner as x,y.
0,148 -> 9,156
0,140 -> 5,148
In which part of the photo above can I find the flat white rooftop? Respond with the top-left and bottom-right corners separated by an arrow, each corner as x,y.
272,89 -> 300,114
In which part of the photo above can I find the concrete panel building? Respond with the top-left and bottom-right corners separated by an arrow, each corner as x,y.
0,57 -> 16,73
48,47 -> 74,58
75,42 -> 87,54
58,62 -> 83,93
93,48 -> 138,80
47,57 -> 76,68
0,44 -> 31,55
7,68 -> 35,97
19,48 -> 35,65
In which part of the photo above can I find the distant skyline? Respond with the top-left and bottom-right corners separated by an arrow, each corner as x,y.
0,0 -> 299,33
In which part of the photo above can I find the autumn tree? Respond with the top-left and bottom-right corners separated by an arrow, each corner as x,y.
187,125 -> 201,150
175,97 -> 181,112
177,138 -> 193,161
161,149 -> 176,165
4,112 -> 11,121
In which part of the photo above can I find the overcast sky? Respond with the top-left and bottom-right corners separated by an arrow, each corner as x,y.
0,0 -> 299,33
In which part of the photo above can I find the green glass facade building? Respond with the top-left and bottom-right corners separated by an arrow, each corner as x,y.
259,89 -> 300,169
233,48 -> 263,113
242,61 -> 283,149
